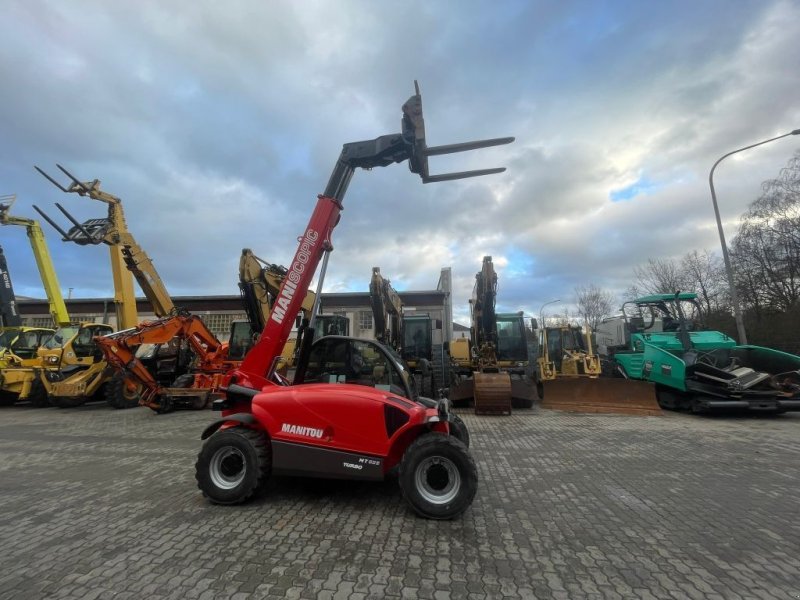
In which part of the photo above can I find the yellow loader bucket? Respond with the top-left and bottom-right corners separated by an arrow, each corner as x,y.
474,371 -> 512,415
539,377 -> 661,416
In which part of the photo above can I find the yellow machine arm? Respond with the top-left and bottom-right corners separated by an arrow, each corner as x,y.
369,266 -> 404,350
0,195 -> 71,327
34,165 -> 175,325
239,248 -> 316,330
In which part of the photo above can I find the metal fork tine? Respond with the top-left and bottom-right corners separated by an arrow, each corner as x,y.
424,137 -> 515,157
423,168 -> 507,183
32,205 -> 71,240
56,164 -> 92,193
34,166 -> 70,192
55,202 -> 94,241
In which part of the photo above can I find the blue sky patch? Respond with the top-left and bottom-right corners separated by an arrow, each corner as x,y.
610,176 -> 661,202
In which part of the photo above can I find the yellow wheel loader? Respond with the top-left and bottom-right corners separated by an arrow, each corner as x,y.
0,194 -> 111,407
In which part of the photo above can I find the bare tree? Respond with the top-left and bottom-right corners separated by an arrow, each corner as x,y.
731,150 -> 800,313
682,250 -> 727,314
632,258 -> 688,295
574,283 -> 616,331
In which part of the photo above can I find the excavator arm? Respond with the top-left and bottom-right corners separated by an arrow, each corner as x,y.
228,81 -> 514,394
369,266 -> 404,350
471,255 -> 499,364
0,195 -> 70,327
239,249 -> 316,331
94,314 -> 224,406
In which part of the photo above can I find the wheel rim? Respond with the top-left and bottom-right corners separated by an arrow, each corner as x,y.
414,456 -> 460,505
122,380 -> 142,401
209,446 -> 246,490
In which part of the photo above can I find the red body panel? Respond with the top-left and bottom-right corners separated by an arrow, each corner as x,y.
250,383 -> 434,459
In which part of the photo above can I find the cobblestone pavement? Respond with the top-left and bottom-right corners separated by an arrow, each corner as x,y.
0,404 -> 799,600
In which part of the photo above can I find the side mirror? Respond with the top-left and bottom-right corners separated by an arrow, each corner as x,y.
530,318 -> 538,330
443,341 -> 450,354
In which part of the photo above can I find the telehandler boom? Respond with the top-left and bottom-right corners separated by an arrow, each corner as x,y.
0,195 -> 70,327
34,165 -> 173,321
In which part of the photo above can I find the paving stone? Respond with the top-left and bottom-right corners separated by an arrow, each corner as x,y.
0,405 -> 798,599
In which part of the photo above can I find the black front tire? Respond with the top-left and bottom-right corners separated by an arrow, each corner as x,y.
0,391 -> 19,407
106,373 -> 142,409
448,414 -> 470,448
51,395 -> 87,408
399,433 -> 477,520
195,427 -> 271,505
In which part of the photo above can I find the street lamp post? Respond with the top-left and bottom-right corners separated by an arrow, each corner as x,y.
708,128 -> 800,345
539,299 -> 560,328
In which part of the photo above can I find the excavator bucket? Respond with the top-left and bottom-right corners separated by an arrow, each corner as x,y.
474,371 -> 512,415
539,377 -> 661,416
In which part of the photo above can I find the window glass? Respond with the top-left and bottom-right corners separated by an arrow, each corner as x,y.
43,326 -> 79,349
303,338 -> 407,396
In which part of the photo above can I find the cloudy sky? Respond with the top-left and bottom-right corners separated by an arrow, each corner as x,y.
1,0 -> 798,326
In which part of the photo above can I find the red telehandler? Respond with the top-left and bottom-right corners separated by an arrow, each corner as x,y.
194,82 -> 514,519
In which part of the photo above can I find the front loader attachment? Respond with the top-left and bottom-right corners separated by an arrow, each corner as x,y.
539,377 -> 661,416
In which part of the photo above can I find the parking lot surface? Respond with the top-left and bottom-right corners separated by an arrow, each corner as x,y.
0,404 -> 798,600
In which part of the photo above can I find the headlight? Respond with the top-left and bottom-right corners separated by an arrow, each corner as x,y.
46,355 -> 60,365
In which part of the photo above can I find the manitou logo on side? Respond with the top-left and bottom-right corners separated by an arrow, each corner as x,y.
270,228 -> 320,325
281,423 -> 324,439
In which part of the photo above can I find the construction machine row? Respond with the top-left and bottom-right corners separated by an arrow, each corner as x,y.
3,82 -> 800,519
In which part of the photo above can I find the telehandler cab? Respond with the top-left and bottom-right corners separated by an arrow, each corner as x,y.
195,82 -> 513,519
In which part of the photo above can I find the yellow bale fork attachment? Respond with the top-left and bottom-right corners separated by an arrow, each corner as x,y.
539,377 -> 661,416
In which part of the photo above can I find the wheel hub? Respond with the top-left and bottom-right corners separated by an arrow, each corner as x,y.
209,447 -> 246,489
415,456 -> 460,505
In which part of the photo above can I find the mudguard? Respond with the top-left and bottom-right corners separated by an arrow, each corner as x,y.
200,413 -> 258,440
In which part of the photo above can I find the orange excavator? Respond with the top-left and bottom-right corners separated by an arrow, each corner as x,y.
94,249 -> 316,412
93,313 -> 250,412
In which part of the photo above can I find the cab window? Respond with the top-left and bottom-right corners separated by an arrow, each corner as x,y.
303,338 -> 406,396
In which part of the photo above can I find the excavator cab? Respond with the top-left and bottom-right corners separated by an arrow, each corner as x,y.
495,313 -> 528,364
401,315 -> 432,363
315,314 -> 349,339
228,320 -> 256,362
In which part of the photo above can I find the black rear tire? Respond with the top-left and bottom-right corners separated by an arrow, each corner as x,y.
195,427 -> 271,505
399,433 -> 477,520
448,414 -> 470,448
28,378 -> 50,408
106,372 -> 142,409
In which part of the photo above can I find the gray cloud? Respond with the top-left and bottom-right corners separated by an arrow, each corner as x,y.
1,0 -> 798,327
